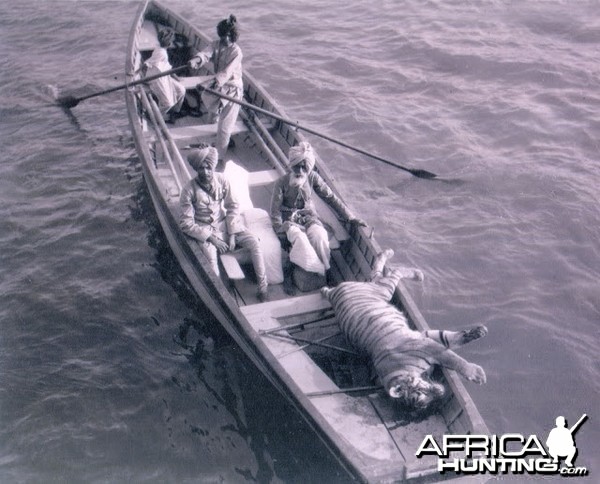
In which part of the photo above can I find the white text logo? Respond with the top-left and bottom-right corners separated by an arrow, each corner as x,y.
415,414 -> 588,477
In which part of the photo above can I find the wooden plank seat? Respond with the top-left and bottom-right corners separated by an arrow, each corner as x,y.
165,118 -> 276,148
220,252 -> 248,281
178,75 -> 213,90
168,120 -> 248,145
247,169 -> 280,187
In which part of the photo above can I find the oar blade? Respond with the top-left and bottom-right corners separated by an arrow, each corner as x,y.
57,95 -> 80,109
55,66 -> 187,111
409,168 -> 437,179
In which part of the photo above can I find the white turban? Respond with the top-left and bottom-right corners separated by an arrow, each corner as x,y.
188,147 -> 218,171
288,141 -> 316,172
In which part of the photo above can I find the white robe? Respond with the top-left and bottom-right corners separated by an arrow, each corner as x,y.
145,47 -> 185,114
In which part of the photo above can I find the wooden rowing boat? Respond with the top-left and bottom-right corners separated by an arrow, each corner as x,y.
125,1 -> 490,482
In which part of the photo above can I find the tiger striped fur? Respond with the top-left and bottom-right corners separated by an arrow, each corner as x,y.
321,250 -> 487,412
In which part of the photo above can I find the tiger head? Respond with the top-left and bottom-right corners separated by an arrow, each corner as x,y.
386,372 -> 445,412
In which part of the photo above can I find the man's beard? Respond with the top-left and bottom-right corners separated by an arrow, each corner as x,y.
289,171 -> 308,187
197,172 -> 213,186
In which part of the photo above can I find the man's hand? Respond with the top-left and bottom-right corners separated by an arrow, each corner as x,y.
349,217 -> 367,227
282,221 -> 300,233
208,235 -> 229,254
188,57 -> 202,69
228,234 -> 236,252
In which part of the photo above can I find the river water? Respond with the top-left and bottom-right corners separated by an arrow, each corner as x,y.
1,0 -> 598,482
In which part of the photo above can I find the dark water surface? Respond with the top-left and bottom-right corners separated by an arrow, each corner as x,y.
1,1 -> 598,482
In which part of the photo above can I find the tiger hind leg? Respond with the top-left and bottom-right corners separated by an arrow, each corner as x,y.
424,325 -> 488,349
370,248 -> 424,284
369,249 -> 395,281
321,249 -> 424,301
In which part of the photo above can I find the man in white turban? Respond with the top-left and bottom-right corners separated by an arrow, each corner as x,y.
270,142 -> 366,288
144,29 -> 185,123
180,147 -> 269,301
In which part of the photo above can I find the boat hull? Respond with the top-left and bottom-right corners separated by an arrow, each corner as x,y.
124,2 -> 490,482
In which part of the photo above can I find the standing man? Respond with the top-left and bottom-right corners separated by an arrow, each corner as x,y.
179,147 -> 269,301
189,15 -> 243,165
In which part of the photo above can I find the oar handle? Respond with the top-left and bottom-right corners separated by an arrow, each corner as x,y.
76,65 -> 189,103
198,85 -> 437,179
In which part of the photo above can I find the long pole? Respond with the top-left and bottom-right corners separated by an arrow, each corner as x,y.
58,65 -> 189,109
198,85 -> 437,179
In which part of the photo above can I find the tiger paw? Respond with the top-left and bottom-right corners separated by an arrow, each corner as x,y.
463,363 -> 486,384
412,269 -> 424,282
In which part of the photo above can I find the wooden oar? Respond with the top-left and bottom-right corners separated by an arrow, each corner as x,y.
198,84 -> 438,179
57,65 -> 188,109
306,385 -> 383,398
265,332 -> 359,355
258,313 -> 336,335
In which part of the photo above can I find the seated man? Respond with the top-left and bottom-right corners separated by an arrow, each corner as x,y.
144,29 -> 185,123
270,141 -> 366,284
179,147 -> 269,301
321,249 -> 487,413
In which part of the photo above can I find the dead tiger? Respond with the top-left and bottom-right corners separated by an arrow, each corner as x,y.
321,249 -> 487,412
